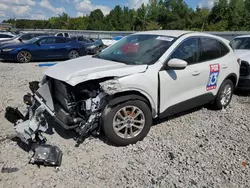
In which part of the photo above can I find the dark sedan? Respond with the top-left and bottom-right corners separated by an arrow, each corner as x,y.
0,36 -> 88,63
84,39 -> 107,55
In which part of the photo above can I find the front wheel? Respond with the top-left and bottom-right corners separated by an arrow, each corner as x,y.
102,100 -> 152,146
68,50 -> 79,59
17,50 -> 32,63
213,79 -> 234,109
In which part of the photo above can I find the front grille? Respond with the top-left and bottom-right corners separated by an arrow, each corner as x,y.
240,61 -> 250,76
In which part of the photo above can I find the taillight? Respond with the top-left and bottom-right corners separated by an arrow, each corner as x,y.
237,58 -> 241,65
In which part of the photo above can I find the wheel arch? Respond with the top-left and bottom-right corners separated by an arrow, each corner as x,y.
108,90 -> 157,117
224,73 -> 238,87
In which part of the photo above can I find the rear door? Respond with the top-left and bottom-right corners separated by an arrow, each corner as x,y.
198,37 -> 231,96
53,37 -> 68,58
36,37 -> 57,58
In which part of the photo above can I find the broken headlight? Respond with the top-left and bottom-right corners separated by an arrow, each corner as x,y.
100,79 -> 121,95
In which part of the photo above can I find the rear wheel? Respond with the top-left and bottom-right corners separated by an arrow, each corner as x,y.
17,50 -> 32,63
213,79 -> 234,109
68,50 -> 79,59
102,100 -> 152,146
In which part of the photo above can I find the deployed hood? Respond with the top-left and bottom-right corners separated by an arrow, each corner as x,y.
44,55 -> 148,86
234,49 -> 250,62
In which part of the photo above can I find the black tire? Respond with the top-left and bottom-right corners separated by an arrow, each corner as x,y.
102,100 -> 152,146
213,79 -> 234,110
17,50 -> 32,63
68,50 -> 80,59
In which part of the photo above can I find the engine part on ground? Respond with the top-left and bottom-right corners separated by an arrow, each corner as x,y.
28,144 -> 62,167
5,107 -> 25,124
14,105 -> 48,144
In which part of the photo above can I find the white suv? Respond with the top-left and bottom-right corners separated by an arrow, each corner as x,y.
230,35 -> 250,90
12,30 -> 240,146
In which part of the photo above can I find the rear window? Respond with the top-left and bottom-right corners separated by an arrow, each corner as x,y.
55,38 -> 66,43
200,38 -> 221,62
199,37 -> 228,62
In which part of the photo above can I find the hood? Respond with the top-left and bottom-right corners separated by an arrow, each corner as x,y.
0,42 -> 26,49
44,55 -> 148,86
234,49 -> 250,62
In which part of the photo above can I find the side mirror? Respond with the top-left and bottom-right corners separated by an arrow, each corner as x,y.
166,58 -> 187,70
36,41 -> 41,46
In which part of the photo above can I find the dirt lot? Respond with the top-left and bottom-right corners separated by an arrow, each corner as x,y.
0,61 -> 250,188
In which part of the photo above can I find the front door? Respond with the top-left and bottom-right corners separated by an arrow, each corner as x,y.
159,37 -> 210,117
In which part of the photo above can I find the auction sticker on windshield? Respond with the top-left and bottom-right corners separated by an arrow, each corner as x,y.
207,64 -> 220,91
156,36 -> 174,42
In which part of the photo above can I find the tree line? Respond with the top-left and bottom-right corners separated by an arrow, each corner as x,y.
3,0 -> 250,31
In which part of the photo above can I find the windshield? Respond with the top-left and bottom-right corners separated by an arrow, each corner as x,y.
25,37 -> 40,44
97,34 -> 176,65
230,37 -> 250,50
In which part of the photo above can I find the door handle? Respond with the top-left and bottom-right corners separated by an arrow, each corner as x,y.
221,64 -> 228,69
192,70 -> 200,76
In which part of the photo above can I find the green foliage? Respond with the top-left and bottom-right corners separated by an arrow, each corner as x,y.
2,0 -> 250,31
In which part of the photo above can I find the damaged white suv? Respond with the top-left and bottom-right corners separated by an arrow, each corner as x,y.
13,30 -> 240,146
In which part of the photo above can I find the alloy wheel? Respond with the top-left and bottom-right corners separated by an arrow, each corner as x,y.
69,50 -> 79,59
113,106 -> 145,139
220,84 -> 232,106
17,51 -> 32,63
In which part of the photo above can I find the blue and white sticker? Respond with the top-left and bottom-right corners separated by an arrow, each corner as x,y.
207,64 -> 220,91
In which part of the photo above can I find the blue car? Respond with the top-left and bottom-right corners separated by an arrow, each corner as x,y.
0,36 -> 88,63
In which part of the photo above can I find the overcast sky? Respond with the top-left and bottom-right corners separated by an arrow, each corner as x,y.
0,0 -> 215,22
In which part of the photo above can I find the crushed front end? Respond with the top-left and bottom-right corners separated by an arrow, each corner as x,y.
12,76 -> 111,145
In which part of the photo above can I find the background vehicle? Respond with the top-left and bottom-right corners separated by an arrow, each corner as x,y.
71,36 -> 95,43
0,32 -> 16,41
13,30 -> 240,147
84,39 -> 107,54
55,32 -> 70,38
0,32 -> 51,46
0,36 -> 87,63
230,35 -> 250,90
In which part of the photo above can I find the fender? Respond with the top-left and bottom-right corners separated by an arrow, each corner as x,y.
108,91 -> 157,117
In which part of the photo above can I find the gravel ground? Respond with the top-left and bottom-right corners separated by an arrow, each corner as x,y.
0,62 -> 250,188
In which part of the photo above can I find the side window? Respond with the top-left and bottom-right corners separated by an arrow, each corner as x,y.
170,38 -> 198,65
55,38 -> 66,43
0,34 -> 13,38
40,38 -> 56,44
220,42 -> 230,56
199,38 -> 221,62
20,34 -> 31,40
64,33 -> 69,38
57,33 -> 63,37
